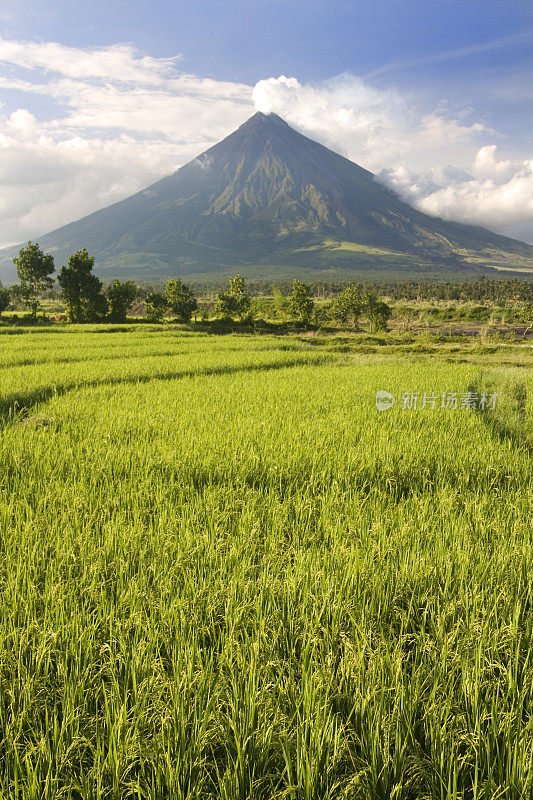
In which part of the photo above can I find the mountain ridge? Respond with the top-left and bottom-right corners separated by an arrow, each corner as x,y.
1,111 -> 533,283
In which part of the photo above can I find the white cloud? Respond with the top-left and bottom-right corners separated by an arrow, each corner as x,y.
378,144 -> 533,239
0,38 -> 254,248
416,160 -> 533,232
0,108 -> 250,246
252,74 -> 533,242
473,144 -> 514,180
252,74 -> 492,176
0,117 -> 178,239
0,38 -> 181,84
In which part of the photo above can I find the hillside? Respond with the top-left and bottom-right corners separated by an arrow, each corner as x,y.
2,111 -> 533,282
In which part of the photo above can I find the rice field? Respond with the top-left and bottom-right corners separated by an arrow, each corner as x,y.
0,325 -> 532,799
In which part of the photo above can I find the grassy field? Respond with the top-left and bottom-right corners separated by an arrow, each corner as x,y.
0,326 -> 532,799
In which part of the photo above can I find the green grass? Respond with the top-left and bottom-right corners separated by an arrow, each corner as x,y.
0,326 -> 532,799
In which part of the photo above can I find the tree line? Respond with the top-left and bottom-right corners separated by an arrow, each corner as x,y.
0,242 -> 196,324
364,277 -> 533,303
0,242 -> 394,330
256,277 -> 533,303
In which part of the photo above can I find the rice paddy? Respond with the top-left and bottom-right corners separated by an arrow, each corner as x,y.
0,325 -> 532,799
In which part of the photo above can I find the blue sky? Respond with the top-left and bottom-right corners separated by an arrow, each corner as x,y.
3,0 -> 532,86
0,0 -> 532,246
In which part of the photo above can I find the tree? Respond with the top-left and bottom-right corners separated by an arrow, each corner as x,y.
361,290 -> 392,332
106,280 -> 137,323
145,291 -> 168,323
57,249 -> 107,322
271,285 -> 289,319
329,285 -> 362,328
215,275 -> 251,321
0,284 -> 10,315
12,241 -> 55,317
165,279 -> 197,323
288,280 -> 314,323
522,302 -> 533,339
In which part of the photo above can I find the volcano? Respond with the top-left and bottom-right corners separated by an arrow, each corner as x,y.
2,111 -> 533,282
